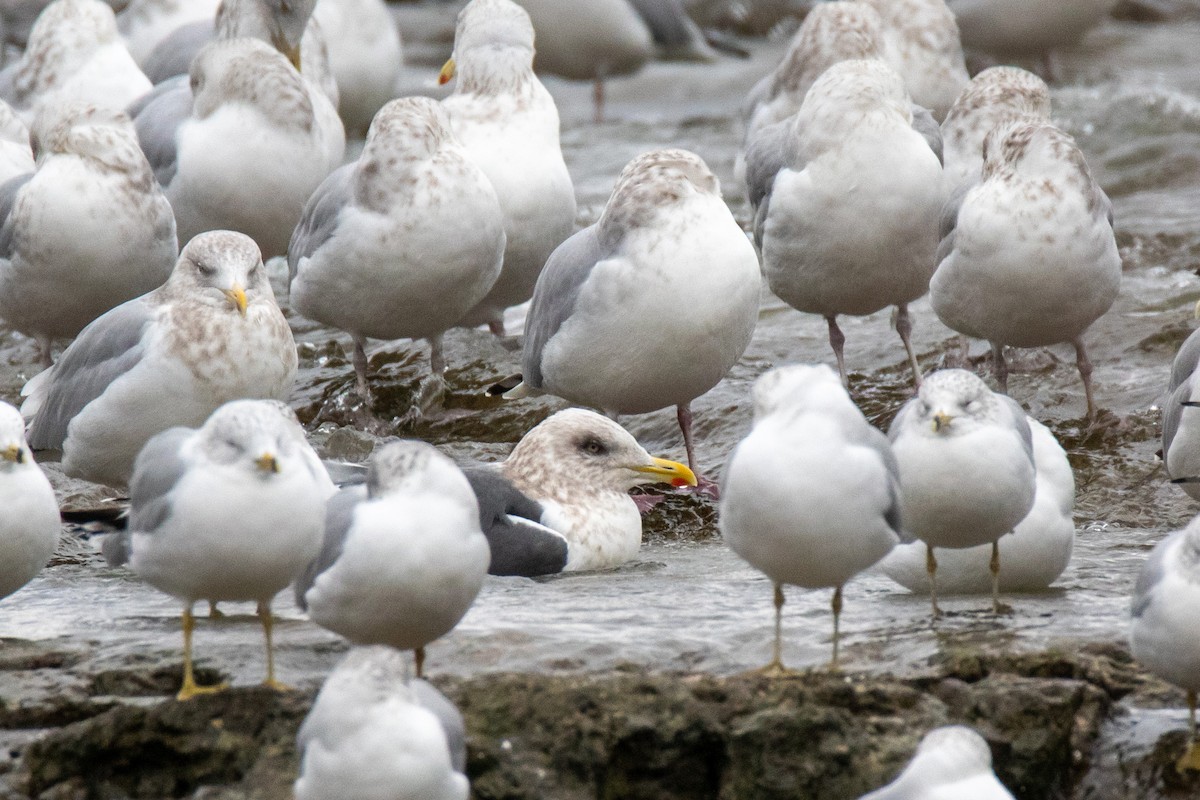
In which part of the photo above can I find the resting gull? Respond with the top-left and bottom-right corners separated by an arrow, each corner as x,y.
295,646 -> 468,800
289,96 -> 505,410
857,725 -> 1015,800
888,368 -> 1036,616
118,0 -> 223,65
312,0 -> 402,138
0,101 -> 177,365
1130,513 -> 1200,773
880,417 -> 1074,594
134,37 -> 344,259
931,119 -> 1121,421
0,401 -> 60,603
511,148 -> 760,478
439,0 -> 576,338
295,440 -> 490,678
465,407 -> 697,576
102,399 -> 331,699
20,230 -> 297,488
749,59 -> 943,386
720,364 -> 904,672
1163,326 -> 1200,499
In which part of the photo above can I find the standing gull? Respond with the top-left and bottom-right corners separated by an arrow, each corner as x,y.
0,401 -> 59,604
20,230 -> 297,488
947,0 -> 1117,74
289,96 -> 505,411
858,726 -> 1015,799
1162,326 -> 1200,499
931,120 -> 1120,421
465,408 -> 697,576
749,59 -> 944,386
102,399 -> 332,699
0,101 -> 177,365
296,440 -> 490,678
511,148 -> 760,478
720,364 -> 904,671
1130,513 -> 1200,773
888,368 -> 1036,616
439,0 -> 576,338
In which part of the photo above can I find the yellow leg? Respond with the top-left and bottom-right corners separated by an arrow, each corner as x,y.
756,583 -> 790,676
177,605 -> 227,701
258,601 -> 291,692
829,585 -> 843,672
990,541 -> 1013,614
415,646 -> 426,679
1179,689 -> 1200,773
926,544 -> 942,619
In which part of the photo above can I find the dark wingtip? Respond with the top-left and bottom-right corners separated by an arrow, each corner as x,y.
486,374 -> 522,396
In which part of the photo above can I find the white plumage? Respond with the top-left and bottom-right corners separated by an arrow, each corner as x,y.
0,401 -> 59,603
858,726 -> 1015,800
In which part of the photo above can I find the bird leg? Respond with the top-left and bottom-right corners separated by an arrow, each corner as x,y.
487,317 -> 507,339
1178,689 -> 1200,774
677,403 -> 719,498
415,646 -> 426,679
757,583 -> 790,676
926,544 -> 942,619
592,72 -> 606,124
257,601 -> 291,691
177,605 -> 227,701
351,334 -> 373,404
401,336 -> 449,426
36,335 -> 53,369
830,584 -> 843,672
989,541 -> 1013,614
990,341 -> 1008,393
1072,337 -> 1098,423
207,600 -> 225,619
826,315 -> 847,386
894,304 -> 922,388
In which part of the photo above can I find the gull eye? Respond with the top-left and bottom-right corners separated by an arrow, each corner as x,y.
579,436 -> 608,456
965,400 -> 982,414
196,260 -> 216,277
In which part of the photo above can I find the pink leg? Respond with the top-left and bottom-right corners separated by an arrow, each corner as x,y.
827,315 -> 847,386
1073,336 -> 1097,422
895,303 -> 922,388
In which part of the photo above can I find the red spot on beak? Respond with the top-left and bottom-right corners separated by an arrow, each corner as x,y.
671,478 -> 689,487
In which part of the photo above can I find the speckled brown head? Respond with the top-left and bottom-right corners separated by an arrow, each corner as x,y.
981,120 -> 1092,183
366,440 -> 467,500
215,0 -> 316,69
165,230 -> 271,313
190,38 -> 314,131
773,2 -> 885,97
599,148 -> 719,241
28,101 -> 147,180
13,0 -> 123,102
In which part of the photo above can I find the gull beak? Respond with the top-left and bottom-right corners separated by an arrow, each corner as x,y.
438,57 -> 456,86
284,43 -> 302,71
271,28 -> 303,71
931,411 -> 953,433
631,457 -> 698,488
255,453 -> 279,474
1194,298 -> 1200,319
224,283 -> 248,317
2,443 -> 23,463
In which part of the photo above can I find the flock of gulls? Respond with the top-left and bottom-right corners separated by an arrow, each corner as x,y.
0,0 -> 1194,797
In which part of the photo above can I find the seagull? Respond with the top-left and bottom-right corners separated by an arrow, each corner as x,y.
118,0 -> 223,65
858,725 -> 1015,799
101,399 -> 333,700
20,230 -> 297,489
931,119 -> 1121,421
295,440 -> 491,678
439,0 -> 576,338
887,368 -> 1036,616
510,148 -> 761,479
0,401 -> 60,604
312,0 -> 402,138
1160,326 -> 1200,499
0,101 -> 177,366
295,646 -> 469,800
880,417 -> 1074,594
1130,514 -> 1200,773
289,96 -> 505,411
465,407 -> 697,576
947,0 -> 1117,76
720,364 -> 905,671
749,59 -> 944,386
0,99 -> 34,183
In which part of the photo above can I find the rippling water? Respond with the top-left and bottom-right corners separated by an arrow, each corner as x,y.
2,11 -> 1199,689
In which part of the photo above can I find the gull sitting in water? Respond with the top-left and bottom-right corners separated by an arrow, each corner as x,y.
0,401 -> 59,604
295,440 -> 491,679
888,369 -> 1036,616
102,399 -> 333,700
510,148 -> 761,480
720,364 -> 905,671
1130,513 -> 1200,773
931,120 -> 1120,422
438,0 -> 576,338
288,96 -> 505,412
465,408 -> 697,576
20,231 -> 297,488
858,725 -> 1015,799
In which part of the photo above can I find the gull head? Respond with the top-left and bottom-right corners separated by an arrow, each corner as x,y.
907,368 -> 1004,436
366,440 -> 474,502
0,402 -> 33,468
198,399 -> 308,478
172,230 -> 269,317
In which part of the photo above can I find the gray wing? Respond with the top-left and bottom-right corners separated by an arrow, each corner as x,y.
0,172 -> 33,260
26,298 -> 155,452
743,116 -> 792,212
141,20 -> 215,85
1162,379 -> 1191,473
464,468 -> 567,577
1000,396 -> 1035,464
294,485 -> 365,610
132,75 -> 192,187
287,162 -> 355,285
626,0 -> 713,60
1170,328 -> 1200,392
911,102 -> 943,166
521,225 -> 613,391
1131,530 -> 1176,618
103,426 -> 194,566
847,423 -> 910,543
409,679 -> 467,774
936,178 -> 974,266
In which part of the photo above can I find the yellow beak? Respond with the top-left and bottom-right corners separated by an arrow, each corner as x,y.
2,443 -> 23,463
255,453 -> 279,473
438,57 -> 456,86
932,411 -> 953,433
631,457 -> 698,488
224,284 -> 248,317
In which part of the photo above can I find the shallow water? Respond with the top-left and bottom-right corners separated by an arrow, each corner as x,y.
3,11 -> 1200,698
